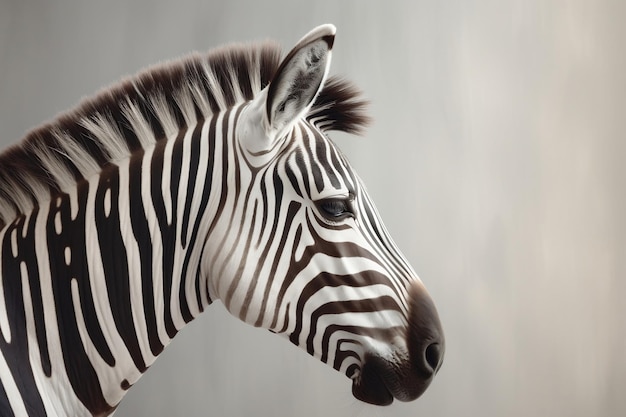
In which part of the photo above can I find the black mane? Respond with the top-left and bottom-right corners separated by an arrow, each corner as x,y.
0,41 -> 369,229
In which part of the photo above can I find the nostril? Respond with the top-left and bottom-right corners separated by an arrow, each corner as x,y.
424,342 -> 443,373
407,281 -> 445,376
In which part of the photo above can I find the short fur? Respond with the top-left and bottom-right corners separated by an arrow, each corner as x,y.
0,42 -> 369,229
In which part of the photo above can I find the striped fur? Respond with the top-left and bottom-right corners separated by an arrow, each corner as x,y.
0,25 -> 443,416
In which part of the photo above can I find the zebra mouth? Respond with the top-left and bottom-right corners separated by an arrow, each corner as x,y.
351,363 -> 394,405
351,353 -> 435,406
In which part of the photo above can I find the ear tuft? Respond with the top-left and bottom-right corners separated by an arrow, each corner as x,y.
265,24 -> 336,137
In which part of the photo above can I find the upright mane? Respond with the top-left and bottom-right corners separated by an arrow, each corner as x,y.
0,41 -> 369,229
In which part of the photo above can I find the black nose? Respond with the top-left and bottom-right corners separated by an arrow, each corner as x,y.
351,282 -> 444,404
407,282 -> 445,375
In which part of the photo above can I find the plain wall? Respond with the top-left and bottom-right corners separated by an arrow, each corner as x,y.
0,1 -> 624,416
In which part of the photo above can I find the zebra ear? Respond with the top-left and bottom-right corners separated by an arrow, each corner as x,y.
265,24 -> 336,138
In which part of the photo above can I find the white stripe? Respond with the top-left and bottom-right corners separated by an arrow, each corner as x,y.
103,186 -> 111,218
161,134 -> 174,227
10,226 -> 18,258
141,146 -> 170,348
306,287 -> 401,343
83,175 -> 143,402
54,210 -> 62,235
312,310 -> 406,363
0,225 -> 11,344
326,333 -> 363,373
169,124 -> 197,331
20,262 -> 64,417
0,350 -> 28,416
34,204 -> 90,415
116,157 -> 156,367
64,246 -> 71,266
70,278 -> 119,407
193,120 -> 215,309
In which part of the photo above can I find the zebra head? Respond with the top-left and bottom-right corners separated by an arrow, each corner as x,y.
207,25 -> 444,405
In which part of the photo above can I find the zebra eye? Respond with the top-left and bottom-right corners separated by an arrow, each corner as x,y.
317,198 -> 354,221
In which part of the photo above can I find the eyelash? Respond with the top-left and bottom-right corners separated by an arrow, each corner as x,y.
316,197 -> 355,221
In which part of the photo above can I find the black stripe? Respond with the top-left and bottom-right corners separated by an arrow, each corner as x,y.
313,132 -> 340,189
264,200 -> 301,329
150,126 -> 186,338
205,110 -> 232,239
180,123 -> 203,249
179,106 -> 243,323
208,110 -> 248,308
289,271 -> 390,346
95,165 -> 146,372
47,188 -> 113,415
256,178 -> 269,248
285,157 -> 303,199
228,199 -> 258,319
328,326 -> 401,371
17,210 -> 51,377
247,174 -> 284,326
328,142 -> 347,190
294,148 -> 311,198
302,129 -> 325,193
189,116 -> 218,311
0,378 -> 15,417
128,150 -> 163,356
0,219 -> 46,417
309,296 -> 402,361
178,122 -> 203,324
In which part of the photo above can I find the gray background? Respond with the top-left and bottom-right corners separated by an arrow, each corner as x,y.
1,1 -> 624,416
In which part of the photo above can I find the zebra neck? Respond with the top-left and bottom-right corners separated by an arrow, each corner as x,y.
0,109 -> 241,415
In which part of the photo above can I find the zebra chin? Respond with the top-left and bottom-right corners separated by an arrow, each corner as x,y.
351,281 -> 444,405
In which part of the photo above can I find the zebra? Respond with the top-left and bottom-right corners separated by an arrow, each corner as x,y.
0,24 -> 444,416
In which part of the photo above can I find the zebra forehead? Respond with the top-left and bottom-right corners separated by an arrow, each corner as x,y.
284,125 -> 357,199
0,40 -> 369,230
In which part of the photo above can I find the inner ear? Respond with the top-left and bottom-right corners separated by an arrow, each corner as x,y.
266,25 -> 335,137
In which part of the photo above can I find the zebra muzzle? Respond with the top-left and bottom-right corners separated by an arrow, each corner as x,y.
352,281 -> 445,405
